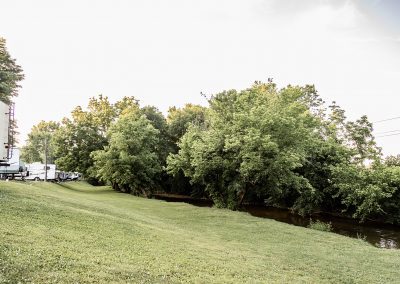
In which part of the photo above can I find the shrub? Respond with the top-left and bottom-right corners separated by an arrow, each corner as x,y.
307,219 -> 332,232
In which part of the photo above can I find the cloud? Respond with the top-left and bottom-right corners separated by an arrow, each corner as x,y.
356,0 -> 400,34
253,0 -> 350,16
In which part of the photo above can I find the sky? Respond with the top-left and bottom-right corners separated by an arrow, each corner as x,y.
0,0 -> 399,156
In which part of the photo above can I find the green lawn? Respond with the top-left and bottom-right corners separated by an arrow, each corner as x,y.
0,181 -> 399,283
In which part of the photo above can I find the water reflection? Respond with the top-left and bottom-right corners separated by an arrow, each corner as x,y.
244,205 -> 400,249
153,194 -> 400,249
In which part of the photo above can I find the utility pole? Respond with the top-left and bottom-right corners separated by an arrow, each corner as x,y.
44,136 -> 48,182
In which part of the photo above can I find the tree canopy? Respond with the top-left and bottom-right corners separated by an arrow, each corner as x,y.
0,38 -> 24,104
91,109 -> 162,196
20,80 -> 400,225
52,95 -> 139,182
167,82 -> 321,209
21,121 -> 59,164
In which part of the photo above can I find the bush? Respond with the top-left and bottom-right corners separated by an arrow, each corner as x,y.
308,219 -> 332,232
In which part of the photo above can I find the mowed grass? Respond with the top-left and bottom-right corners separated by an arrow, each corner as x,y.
1,182 -> 399,283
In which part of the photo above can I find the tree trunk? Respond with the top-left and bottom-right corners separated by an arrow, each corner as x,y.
238,187 -> 247,206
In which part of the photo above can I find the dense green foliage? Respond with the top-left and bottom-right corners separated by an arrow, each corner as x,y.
333,164 -> 400,223
167,81 -> 400,224
0,38 -> 24,104
51,96 -> 139,183
21,80 -> 400,224
385,154 -> 400,167
3,35 -> 399,225
91,110 -> 162,196
308,220 -> 333,232
165,104 -> 207,196
140,105 -> 173,165
21,121 -> 59,163
168,83 -> 319,209
167,104 -> 206,145
2,181 -> 400,283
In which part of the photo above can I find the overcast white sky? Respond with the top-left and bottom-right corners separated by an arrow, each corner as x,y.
1,0 -> 399,155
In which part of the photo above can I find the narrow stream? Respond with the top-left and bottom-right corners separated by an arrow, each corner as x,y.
244,205 -> 400,249
153,194 -> 400,249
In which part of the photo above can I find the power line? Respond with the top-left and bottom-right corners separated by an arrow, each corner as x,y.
375,129 -> 400,135
376,133 -> 400,138
373,116 -> 400,123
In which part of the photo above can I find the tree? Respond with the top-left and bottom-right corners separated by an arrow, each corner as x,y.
345,115 -> 381,165
292,134 -> 353,215
0,38 -> 24,104
332,164 -> 400,223
385,155 -> 400,167
114,96 -> 140,117
140,105 -> 172,163
21,121 -> 59,164
86,95 -> 117,136
168,81 -> 319,209
167,104 -> 206,144
53,115 -> 107,181
53,95 -> 139,183
91,110 -> 162,196
166,104 -> 207,196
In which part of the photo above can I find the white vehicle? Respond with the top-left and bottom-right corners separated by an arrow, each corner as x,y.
56,170 -> 69,181
68,172 -> 81,181
25,162 -> 57,181
0,148 -> 26,179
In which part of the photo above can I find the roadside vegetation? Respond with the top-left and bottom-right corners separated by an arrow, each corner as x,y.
1,181 -> 400,283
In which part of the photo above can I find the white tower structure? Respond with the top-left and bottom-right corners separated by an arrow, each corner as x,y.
0,101 -> 11,163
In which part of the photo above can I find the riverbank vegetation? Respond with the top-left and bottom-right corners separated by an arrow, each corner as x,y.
21,81 -> 400,225
1,181 -> 400,283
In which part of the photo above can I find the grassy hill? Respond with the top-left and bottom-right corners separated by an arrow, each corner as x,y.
1,181 -> 399,283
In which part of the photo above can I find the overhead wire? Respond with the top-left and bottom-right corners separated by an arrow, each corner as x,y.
373,116 -> 400,138
373,116 -> 400,123
375,129 -> 400,135
376,132 -> 400,138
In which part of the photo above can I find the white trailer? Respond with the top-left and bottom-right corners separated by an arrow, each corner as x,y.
25,162 -> 57,181
0,101 -> 10,162
0,148 -> 26,179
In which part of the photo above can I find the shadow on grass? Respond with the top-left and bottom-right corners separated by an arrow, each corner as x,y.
55,182 -> 112,194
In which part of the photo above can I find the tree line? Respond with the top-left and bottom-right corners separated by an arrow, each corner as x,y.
2,36 -> 399,225
21,81 -> 400,225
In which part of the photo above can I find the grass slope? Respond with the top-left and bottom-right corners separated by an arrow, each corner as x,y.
1,181 -> 399,283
